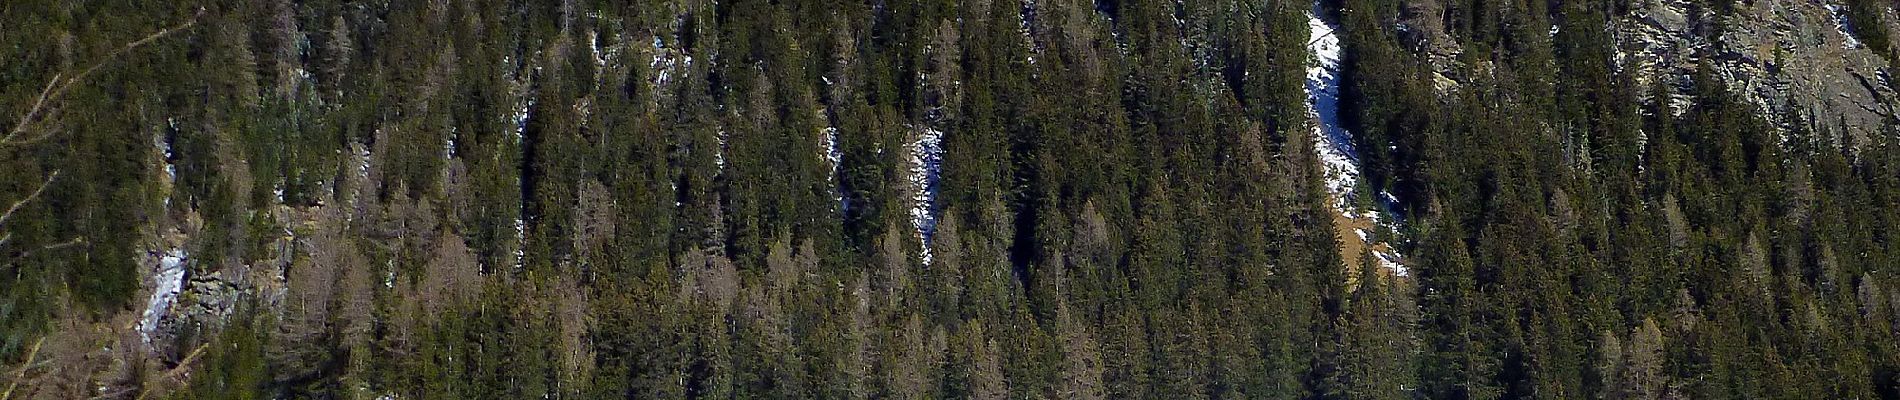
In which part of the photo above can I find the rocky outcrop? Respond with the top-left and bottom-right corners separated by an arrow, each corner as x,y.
1396,0 -> 1466,92
1617,0 -> 1897,143
1394,0 -> 1896,143
138,204 -> 303,356
1616,0 -> 1709,111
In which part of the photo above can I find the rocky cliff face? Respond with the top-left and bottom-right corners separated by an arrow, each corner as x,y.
1398,0 -> 1898,145
1617,0 -> 1897,144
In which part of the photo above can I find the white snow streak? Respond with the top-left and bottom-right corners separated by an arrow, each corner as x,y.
1021,0 -> 1040,64
1306,7 -> 1407,276
446,126 -> 458,161
139,249 -> 187,346
513,218 -> 526,270
909,126 -> 945,265
1306,11 -> 1359,212
823,133 -> 840,170
824,126 -> 844,210
512,99 -> 532,144
160,118 -> 177,183
651,36 -> 695,88
589,29 -> 608,73
1826,4 -> 1864,49
357,141 -> 373,181
717,128 -> 729,171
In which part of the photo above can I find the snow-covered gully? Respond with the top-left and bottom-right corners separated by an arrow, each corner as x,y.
1306,8 -> 1356,209
909,126 -> 945,265
1305,5 -> 1406,276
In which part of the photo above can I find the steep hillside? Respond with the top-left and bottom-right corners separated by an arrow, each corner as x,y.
2,0 -> 1898,399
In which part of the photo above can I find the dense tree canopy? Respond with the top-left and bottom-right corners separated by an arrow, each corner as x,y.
2,0 -> 1898,399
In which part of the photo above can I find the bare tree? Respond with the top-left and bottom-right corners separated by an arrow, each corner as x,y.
882,313 -> 937,400
572,178 -> 617,276
317,15 -> 354,101
1859,275 -> 1888,322
275,202 -> 373,378
420,231 -> 482,314
1614,318 -> 1666,400
1056,303 -> 1106,400
1593,330 -> 1623,400
765,238 -> 800,292
676,247 -> 738,310
1045,0 -> 1107,83
551,274 -> 594,396
2,12 -> 200,148
264,0 -> 301,99
874,224 -> 912,309
1740,230 -> 1770,293
826,14 -> 860,109
924,20 -> 963,123
961,320 -> 1006,400
0,13 -> 200,399
0,12 -> 201,268
277,209 -> 341,371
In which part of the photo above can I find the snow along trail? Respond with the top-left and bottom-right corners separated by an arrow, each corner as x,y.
1306,6 -> 1407,276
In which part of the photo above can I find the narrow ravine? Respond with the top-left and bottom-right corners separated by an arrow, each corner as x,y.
1306,7 -> 1356,208
1305,5 -> 1407,276
140,120 -> 186,349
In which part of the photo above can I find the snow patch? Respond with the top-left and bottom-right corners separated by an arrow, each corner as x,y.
159,118 -> 178,184
356,142 -> 373,181
1306,6 -> 1407,276
823,125 -> 845,212
1021,0 -> 1040,64
1305,10 -> 1359,211
446,126 -> 458,160
823,129 -> 842,174
650,36 -> 695,88
139,249 -> 188,346
1376,252 -> 1404,275
908,126 -> 945,265
512,98 -> 533,144
513,218 -> 526,270
1826,4 -> 1864,49
717,128 -> 729,171
589,29 -> 607,73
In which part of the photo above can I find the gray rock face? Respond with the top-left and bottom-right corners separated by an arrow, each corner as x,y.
139,207 -> 294,356
1617,0 -> 1708,111
1616,0 -> 1896,144
1399,0 -> 1896,144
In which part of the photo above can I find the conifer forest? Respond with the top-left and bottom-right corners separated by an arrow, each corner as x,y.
4,0 -> 1900,398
